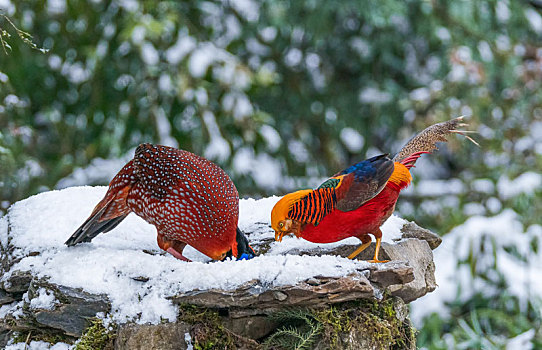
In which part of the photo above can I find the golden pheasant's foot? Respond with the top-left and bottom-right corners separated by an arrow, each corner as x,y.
366,259 -> 390,263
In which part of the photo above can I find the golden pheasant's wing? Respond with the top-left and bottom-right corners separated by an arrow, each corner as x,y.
287,154 -> 394,225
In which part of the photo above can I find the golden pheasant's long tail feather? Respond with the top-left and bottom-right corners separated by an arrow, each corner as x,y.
393,116 -> 478,169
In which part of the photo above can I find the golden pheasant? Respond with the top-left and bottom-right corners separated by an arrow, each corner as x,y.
271,117 -> 476,262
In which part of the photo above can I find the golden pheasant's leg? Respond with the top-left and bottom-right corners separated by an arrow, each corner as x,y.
348,235 -> 371,259
157,234 -> 190,261
367,229 -> 389,263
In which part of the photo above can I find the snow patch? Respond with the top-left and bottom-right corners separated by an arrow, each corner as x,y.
1,186 -> 409,324
0,216 -> 8,249
29,288 -> 59,310
5,340 -> 71,350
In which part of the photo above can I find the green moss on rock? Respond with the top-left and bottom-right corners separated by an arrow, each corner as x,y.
265,296 -> 415,350
75,319 -> 115,350
178,304 -> 236,350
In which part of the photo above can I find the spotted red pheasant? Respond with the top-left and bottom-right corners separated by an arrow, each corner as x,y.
66,143 -> 255,261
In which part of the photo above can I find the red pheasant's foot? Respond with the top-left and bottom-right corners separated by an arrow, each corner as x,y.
166,247 -> 191,262
157,234 -> 190,261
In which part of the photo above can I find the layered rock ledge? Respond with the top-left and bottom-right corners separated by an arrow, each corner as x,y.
0,186 -> 441,349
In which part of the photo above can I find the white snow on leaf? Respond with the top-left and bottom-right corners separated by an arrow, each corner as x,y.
0,0 -> 16,15
409,87 -> 431,103
259,125 -> 282,152
203,111 -> 231,162
284,48 -> 302,67
56,152 -> 133,189
0,71 -> 8,83
1,186 -> 409,324
471,178 -> 495,194
166,32 -> 196,64
340,127 -> 364,153
233,148 -> 283,190
141,42 -> 159,65
506,329 -> 535,350
189,44 -> 221,78
47,0 -> 66,15
525,9 -> 542,34
497,172 -> 542,199
496,1 -> 510,22
228,0 -> 260,22
119,0 -> 139,13
412,178 -> 466,196
61,62 -> 91,84
158,74 -> 172,92
154,107 -> 178,148
131,26 -> 146,44
359,87 -> 392,104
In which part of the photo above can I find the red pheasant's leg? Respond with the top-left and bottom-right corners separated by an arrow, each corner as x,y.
348,235 -> 372,260
367,228 -> 390,263
157,234 -> 190,262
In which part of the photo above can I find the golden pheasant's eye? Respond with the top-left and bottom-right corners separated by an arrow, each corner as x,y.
279,222 -> 284,228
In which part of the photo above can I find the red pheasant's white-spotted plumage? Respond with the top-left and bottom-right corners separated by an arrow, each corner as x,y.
65,143 -> 240,261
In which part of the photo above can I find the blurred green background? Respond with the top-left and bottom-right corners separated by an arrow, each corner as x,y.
1,0 -> 541,348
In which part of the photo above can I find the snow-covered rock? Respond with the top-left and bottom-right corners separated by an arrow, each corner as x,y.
0,186 -> 440,348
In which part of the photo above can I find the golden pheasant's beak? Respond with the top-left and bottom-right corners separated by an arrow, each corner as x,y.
274,219 -> 295,242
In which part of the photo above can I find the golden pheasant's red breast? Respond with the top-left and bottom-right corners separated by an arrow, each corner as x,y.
297,184 -> 401,243
122,144 -> 239,259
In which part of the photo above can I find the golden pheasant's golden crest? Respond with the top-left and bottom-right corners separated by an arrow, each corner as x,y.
271,189 -> 312,241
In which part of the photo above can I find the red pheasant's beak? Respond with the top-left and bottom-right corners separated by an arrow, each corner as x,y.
275,230 -> 285,242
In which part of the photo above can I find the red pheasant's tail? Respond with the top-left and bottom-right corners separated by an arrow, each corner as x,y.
65,162 -> 136,246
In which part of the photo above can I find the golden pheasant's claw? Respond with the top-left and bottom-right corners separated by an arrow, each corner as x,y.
366,236 -> 389,263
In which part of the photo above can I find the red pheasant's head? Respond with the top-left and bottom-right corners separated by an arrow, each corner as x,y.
271,190 -> 312,241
